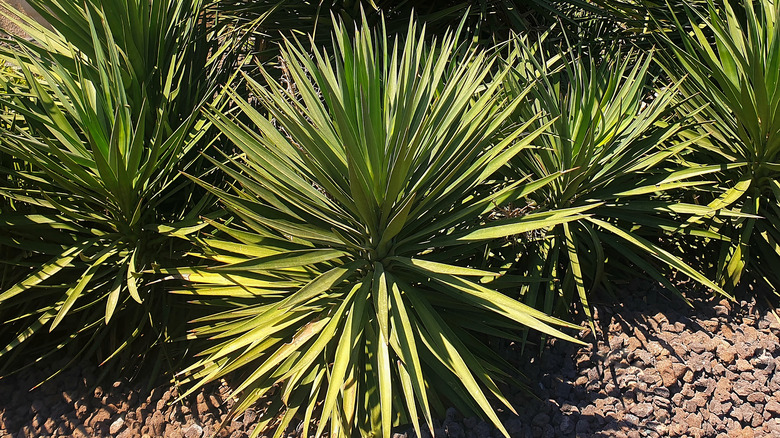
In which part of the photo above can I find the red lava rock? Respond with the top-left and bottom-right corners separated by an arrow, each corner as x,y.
716,342 -> 737,364
752,411 -> 764,427
43,418 -> 57,434
691,395 -> 707,408
730,426 -> 755,438
662,321 -> 685,333
647,341 -> 668,358
736,359 -> 753,372
61,390 -> 77,404
685,413 -> 701,428
733,381 -> 754,397
742,326 -> 760,343
670,342 -> 688,357
163,423 -> 183,437
30,413 -> 44,432
704,337 -> 720,352
709,400 -> 731,416
735,342 -> 757,360
713,378 -> 732,402
149,410 -> 165,436
185,423 -> 204,438
689,342 -> 706,354
626,337 -> 643,352
654,408 -> 670,423
149,387 -> 165,404
108,416 -> 124,434
670,421 -> 688,436
724,369 -> 740,381
654,385 -> 671,399
766,399 -> 780,416
91,407 -> 113,426
630,403 -> 653,418
701,318 -> 720,332
56,422 -> 70,436
694,377 -> 716,396
195,393 -> 211,416
740,404 -> 756,423
688,427 -> 705,438
156,398 -> 168,411
681,383 -> 696,398
72,425 -> 92,438
766,418 -> 780,435
691,353 -> 710,372
657,359 -> 683,387
75,403 -> 89,421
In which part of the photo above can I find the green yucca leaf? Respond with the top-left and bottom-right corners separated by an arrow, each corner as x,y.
178,17 -> 586,438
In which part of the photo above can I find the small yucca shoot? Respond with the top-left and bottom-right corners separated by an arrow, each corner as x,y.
659,0 -> 780,292
169,18 -> 594,438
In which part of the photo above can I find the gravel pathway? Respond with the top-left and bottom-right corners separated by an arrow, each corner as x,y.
1,282 -> 779,438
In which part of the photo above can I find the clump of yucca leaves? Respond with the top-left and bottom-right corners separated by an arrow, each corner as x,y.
493,36 -> 734,331
0,0 -> 228,376
657,0 -> 780,294
163,18 -> 596,438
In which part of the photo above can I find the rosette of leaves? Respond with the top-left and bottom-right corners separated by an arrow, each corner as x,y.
498,41 -> 730,326
657,0 -> 780,292
0,0 -> 225,375
169,19 -> 594,438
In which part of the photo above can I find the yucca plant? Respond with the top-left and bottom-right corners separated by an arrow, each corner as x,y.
207,0 -> 611,62
658,0 -> 780,292
167,18 -> 596,438
498,41 -> 730,326
0,0 -> 225,375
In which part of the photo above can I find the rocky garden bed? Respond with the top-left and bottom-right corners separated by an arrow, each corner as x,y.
1,282 -> 779,438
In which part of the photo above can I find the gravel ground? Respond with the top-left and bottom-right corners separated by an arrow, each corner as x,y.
1,282 -> 779,438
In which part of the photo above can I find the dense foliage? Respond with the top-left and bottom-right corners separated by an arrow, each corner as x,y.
658,0 -> 780,291
0,0 -> 232,376
0,0 -> 777,436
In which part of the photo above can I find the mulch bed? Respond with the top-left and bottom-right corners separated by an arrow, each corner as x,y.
1,281 -> 779,438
